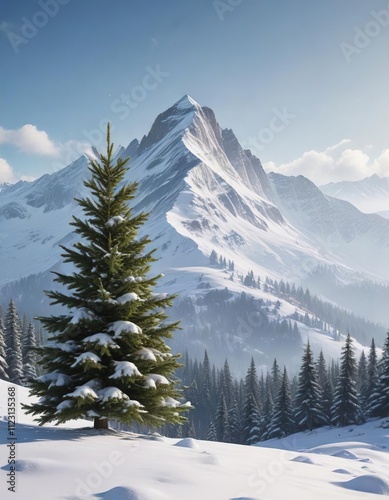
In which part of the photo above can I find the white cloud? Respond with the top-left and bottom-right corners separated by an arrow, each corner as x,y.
0,124 -> 60,156
264,141 -> 389,185
0,158 -> 17,183
0,158 -> 35,183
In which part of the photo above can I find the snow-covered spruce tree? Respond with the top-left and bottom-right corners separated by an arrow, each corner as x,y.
23,126 -> 188,429
258,377 -> 274,441
207,421 -> 217,441
5,300 -> 23,385
316,350 -> 333,418
242,393 -> 261,445
295,341 -> 328,431
366,338 -> 380,417
0,317 -> 9,380
268,367 -> 295,439
228,399 -> 241,444
215,392 -> 230,442
22,322 -> 37,384
245,358 -> 261,408
357,350 -> 368,414
369,331 -> 389,418
331,334 -> 364,427
270,358 -> 281,400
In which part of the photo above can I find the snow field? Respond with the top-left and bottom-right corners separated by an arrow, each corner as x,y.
1,380 -> 389,499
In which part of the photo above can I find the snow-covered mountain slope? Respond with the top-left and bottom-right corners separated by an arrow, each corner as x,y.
321,174 -> 389,215
2,95 -> 389,292
1,379 -> 388,500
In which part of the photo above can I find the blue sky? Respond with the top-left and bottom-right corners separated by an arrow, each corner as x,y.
1,0 -> 389,184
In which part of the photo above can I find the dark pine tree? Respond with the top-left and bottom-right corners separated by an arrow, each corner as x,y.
222,359 -> 233,408
316,350 -> 327,389
295,341 -> 328,431
215,392 -> 230,442
207,421 -> 217,441
23,126 -> 188,429
22,322 -> 37,384
259,379 -> 274,441
228,398 -> 241,444
331,334 -> 363,427
198,350 -> 213,438
5,300 -> 23,385
271,358 -> 281,400
0,317 -> 9,380
356,350 -> 367,394
268,367 -> 295,438
369,331 -> 389,418
366,338 -> 380,417
247,406 -> 262,445
209,250 -> 218,266
356,350 -> 368,414
316,350 -> 333,419
245,358 -> 261,409
242,393 -> 261,444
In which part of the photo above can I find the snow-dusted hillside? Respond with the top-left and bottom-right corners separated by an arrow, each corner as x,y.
321,175 -> 389,216
1,380 -> 388,499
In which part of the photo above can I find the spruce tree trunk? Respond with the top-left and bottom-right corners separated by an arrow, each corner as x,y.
94,417 -> 108,430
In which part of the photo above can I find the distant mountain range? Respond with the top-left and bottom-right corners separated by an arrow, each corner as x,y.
321,174 -> 389,217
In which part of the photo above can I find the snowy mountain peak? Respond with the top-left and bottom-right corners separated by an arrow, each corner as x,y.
175,94 -> 200,110
137,95 -> 199,153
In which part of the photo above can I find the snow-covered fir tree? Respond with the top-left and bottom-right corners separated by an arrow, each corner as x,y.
222,359 -> 233,408
242,393 -> 260,444
316,350 -> 333,419
4,300 -> 23,385
23,126 -> 188,429
369,331 -> 389,418
258,380 -> 274,441
366,338 -> 380,417
22,322 -> 37,384
215,393 -> 230,442
331,334 -> 363,426
228,399 -> 241,444
270,358 -> 281,400
245,358 -> 261,409
356,350 -> 368,413
198,350 -> 213,436
207,421 -> 217,441
242,358 -> 261,444
268,367 -> 295,438
295,341 -> 328,431
0,317 -> 9,380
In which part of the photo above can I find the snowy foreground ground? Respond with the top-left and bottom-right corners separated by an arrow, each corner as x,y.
1,381 -> 389,499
